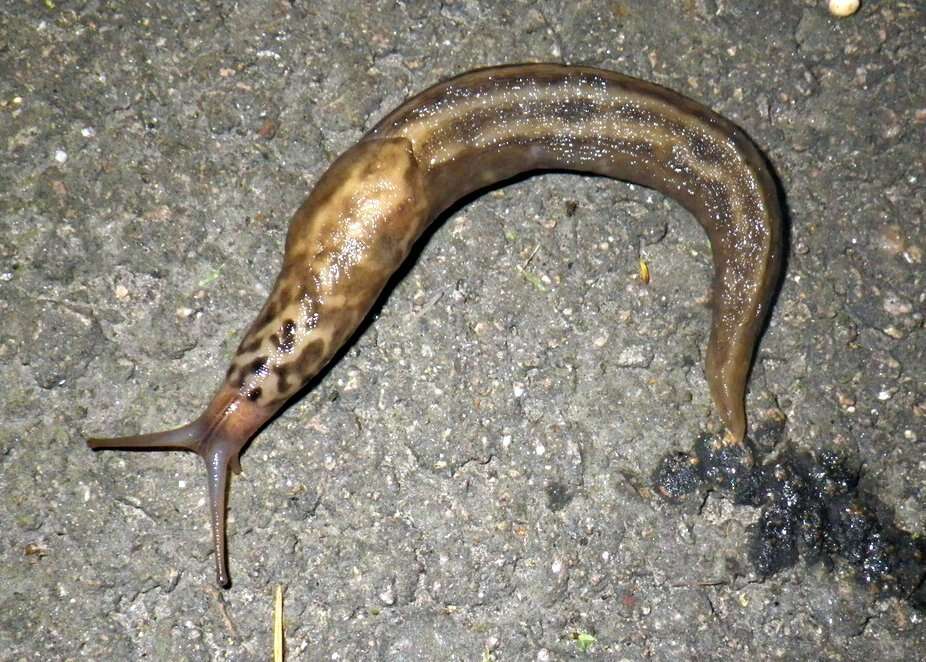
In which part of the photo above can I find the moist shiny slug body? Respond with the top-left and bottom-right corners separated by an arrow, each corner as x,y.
89,64 -> 783,586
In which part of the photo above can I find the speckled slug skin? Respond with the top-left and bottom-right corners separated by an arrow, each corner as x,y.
89,64 -> 783,586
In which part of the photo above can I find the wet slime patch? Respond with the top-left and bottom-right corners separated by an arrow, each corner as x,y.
653,427 -> 926,610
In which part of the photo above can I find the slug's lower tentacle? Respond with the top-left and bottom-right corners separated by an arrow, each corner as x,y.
88,64 -> 783,586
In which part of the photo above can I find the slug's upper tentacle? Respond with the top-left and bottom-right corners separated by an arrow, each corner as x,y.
88,64 -> 783,586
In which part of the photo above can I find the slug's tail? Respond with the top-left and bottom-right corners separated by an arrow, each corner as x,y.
87,385 -> 272,587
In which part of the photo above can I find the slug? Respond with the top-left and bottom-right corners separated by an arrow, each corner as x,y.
88,64 -> 783,586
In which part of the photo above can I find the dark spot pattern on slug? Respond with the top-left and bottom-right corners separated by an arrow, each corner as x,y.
280,319 -> 297,353
237,335 -> 263,356
250,356 -> 269,376
284,248 -> 307,268
273,364 -> 290,393
231,369 -> 246,389
254,299 -> 283,332
247,387 -> 262,401
295,339 -> 326,377
689,131 -> 727,165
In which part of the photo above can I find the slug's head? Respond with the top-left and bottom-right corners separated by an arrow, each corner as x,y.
87,384 -> 275,587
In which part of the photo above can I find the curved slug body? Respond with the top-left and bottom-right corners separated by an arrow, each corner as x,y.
89,64 -> 783,586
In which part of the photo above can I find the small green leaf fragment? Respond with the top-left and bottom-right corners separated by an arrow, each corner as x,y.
575,631 -> 596,652
198,263 -> 225,288
519,268 -> 547,292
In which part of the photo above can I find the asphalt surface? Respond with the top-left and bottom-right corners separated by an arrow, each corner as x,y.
1,1 -> 923,660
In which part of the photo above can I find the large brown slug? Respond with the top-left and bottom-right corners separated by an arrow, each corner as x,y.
89,64 -> 783,586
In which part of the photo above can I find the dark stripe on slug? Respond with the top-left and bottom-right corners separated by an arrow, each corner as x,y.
375,67 -> 744,168
418,102 -> 620,157
420,97 -> 606,141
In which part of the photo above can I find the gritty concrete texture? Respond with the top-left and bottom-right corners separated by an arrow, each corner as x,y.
1,1 -> 924,660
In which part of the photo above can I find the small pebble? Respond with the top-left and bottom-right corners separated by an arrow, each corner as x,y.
828,0 -> 860,18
